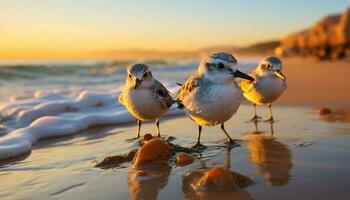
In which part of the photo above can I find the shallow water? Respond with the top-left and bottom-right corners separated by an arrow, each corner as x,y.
0,59 -> 257,100
0,59 -> 206,100
0,58 -> 258,160
1,105 -> 350,200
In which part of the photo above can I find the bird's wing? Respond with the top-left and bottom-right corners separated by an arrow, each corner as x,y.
240,71 -> 257,93
153,80 -> 174,109
118,88 -> 125,105
176,74 -> 201,102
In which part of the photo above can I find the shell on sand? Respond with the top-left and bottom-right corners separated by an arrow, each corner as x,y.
194,167 -> 252,190
176,153 -> 194,166
133,139 -> 170,167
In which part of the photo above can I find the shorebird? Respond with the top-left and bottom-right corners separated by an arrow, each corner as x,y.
176,52 -> 254,149
119,63 -> 174,138
240,56 -> 286,122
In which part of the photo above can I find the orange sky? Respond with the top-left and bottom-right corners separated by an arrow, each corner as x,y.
0,0 -> 348,59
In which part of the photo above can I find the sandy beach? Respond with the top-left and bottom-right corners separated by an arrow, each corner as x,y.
0,57 -> 350,200
275,57 -> 350,107
2,1 -> 350,199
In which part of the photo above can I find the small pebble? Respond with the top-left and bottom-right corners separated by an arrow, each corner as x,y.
143,133 -> 153,141
194,167 -> 253,190
196,167 -> 236,189
176,153 -> 194,166
140,133 -> 154,146
317,107 -> 332,115
133,139 -> 170,167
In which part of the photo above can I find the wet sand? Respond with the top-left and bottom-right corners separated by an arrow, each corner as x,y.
1,105 -> 350,200
274,57 -> 350,107
1,57 -> 350,200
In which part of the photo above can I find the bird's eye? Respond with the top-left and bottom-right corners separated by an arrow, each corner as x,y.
128,74 -> 132,78
143,72 -> 148,78
263,64 -> 272,70
218,63 -> 225,69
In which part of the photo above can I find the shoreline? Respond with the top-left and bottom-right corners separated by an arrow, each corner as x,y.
1,56 -> 350,161
0,56 -> 350,200
1,104 -> 350,200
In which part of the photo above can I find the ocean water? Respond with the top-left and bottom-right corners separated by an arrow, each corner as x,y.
0,58 -> 258,160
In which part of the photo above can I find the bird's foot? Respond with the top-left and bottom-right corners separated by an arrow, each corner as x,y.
264,117 -> 275,123
248,115 -> 262,123
191,142 -> 207,152
225,139 -> 240,150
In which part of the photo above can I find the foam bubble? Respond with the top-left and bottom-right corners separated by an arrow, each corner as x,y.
0,87 -> 181,160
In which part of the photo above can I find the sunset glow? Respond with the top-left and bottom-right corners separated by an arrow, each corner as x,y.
0,0 -> 348,59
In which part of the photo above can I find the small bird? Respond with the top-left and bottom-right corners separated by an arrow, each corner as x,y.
119,63 -> 174,138
177,52 -> 254,149
240,56 -> 286,122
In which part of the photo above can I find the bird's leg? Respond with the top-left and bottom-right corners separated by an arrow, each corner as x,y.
156,118 -> 161,137
264,103 -> 275,122
221,123 -> 234,142
127,120 -> 142,141
191,125 -> 206,151
270,120 -> 275,137
221,123 -> 239,149
136,119 -> 142,138
249,104 -> 262,122
254,120 -> 259,132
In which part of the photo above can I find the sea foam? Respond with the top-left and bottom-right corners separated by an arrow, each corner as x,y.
0,86 -> 181,160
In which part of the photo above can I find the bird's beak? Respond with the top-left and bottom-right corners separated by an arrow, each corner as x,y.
134,79 -> 142,89
274,70 -> 286,80
232,70 -> 255,81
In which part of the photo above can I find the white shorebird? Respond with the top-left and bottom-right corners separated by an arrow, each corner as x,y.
119,63 -> 174,138
176,52 -> 254,149
240,56 -> 286,122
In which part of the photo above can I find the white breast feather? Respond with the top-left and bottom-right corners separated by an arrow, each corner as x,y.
183,84 -> 242,126
122,88 -> 168,120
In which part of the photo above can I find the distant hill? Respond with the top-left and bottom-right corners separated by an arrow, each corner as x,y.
280,7 -> 350,59
194,45 -> 238,54
90,42 -> 278,59
236,40 -> 280,54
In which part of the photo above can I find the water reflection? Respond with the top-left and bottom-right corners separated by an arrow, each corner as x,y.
182,150 -> 253,200
246,121 -> 292,186
127,163 -> 171,200
252,120 -> 274,135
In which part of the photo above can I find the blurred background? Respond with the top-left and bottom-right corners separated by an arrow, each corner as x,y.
0,0 -> 349,97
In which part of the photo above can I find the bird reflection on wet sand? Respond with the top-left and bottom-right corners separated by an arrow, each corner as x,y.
127,163 -> 171,200
182,149 -> 253,200
245,121 -> 292,186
